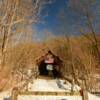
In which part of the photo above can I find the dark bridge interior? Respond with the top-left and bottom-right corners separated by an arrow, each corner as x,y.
38,60 -> 61,78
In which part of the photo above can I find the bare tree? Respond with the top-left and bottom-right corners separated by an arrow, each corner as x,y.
69,0 -> 100,61
0,0 -> 53,69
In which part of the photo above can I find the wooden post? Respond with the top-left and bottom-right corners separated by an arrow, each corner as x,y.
82,90 -> 89,100
70,79 -> 74,95
11,87 -> 18,100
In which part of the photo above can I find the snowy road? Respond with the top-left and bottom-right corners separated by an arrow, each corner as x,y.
0,79 -> 100,100
28,79 -> 80,92
18,79 -> 82,100
18,79 -> 100,100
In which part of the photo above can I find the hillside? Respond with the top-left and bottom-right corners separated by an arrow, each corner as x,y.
0,35 -> 100,94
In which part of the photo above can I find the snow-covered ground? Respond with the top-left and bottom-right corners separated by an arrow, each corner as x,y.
18,95 -> 100,100
0,90 -> 11,100
18,95 -> 82,100
18,79 -> 82,100
28,79 -> 80,92
0,78 -> 100,100
88,93 -> 100,100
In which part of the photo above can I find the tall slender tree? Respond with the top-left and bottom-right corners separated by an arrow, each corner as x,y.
0,0 -> 53,69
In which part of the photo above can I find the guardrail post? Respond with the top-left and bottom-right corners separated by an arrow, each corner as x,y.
11,87 -> 18,100
82,90 -> 89,100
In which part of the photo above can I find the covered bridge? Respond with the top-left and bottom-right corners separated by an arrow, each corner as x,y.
36,50 -> 63,78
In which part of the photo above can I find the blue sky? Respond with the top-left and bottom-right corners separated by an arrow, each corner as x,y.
33,0 -> 100,40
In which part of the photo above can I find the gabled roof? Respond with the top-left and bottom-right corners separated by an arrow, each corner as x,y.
36,50 -> 63,66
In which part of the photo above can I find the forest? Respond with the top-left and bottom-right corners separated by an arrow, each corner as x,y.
0,0 -> 99,95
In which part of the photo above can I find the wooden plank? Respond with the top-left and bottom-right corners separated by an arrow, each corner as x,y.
19,91 -> 80,96
12,91 -> 81,100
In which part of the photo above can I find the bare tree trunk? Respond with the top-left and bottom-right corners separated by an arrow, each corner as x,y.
68,38 -> 81,86
86,11 -> 100,61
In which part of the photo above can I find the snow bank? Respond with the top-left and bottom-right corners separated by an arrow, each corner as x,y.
88,93 -> 100,100
0,91 -> 11,100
